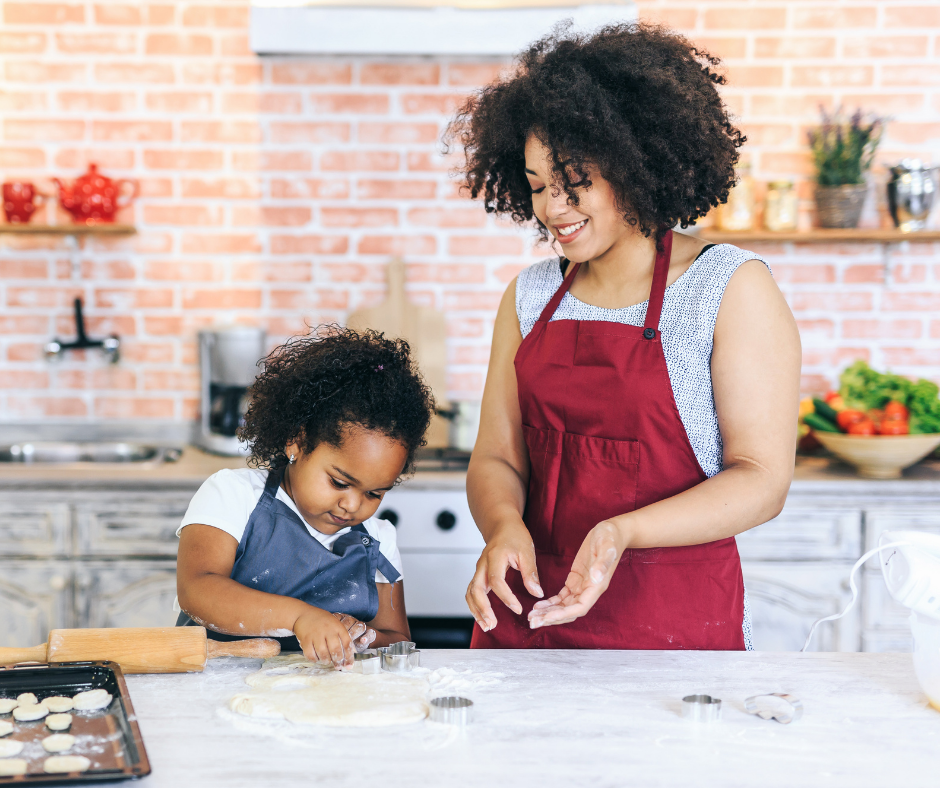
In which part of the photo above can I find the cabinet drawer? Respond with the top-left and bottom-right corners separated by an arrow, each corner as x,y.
862,629 -> 913,653
0,560 -> 73,647
379,489 -> 485,552
862,569 -> 914,632
0,501 -> 70,556
76,496 -> 191,556
864,507 -> 940,552
74,560 -> 179,629
400,552 -> 478,617
736,506 -> 861,561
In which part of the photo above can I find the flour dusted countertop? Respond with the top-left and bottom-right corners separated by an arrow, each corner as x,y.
114,650 -> 934,788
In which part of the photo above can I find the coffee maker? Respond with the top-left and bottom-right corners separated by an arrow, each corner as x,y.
196,327 -> 266,456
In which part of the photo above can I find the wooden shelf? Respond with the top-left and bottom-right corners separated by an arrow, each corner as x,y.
700,228 -> 940,243
0,224 -> 136,236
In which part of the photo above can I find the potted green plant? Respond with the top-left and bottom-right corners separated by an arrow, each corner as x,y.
807,107 -> 885,228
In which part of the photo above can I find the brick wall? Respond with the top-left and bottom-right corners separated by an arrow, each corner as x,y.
0,1 -> 938,422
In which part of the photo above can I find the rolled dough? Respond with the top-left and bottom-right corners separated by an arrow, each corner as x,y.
0,721 -> 12,737
0,699 -> 17,714
44,755 -> 91,774
46,713 -> 73,731
42,696 -> 74,713
230,654 -> 429,727
42,733 -> 76,753
72,689 -> 111,711
16,693 -> 37,706
0,759 -> 27,777
0,739 -> 24,757
13,703 -> 47,721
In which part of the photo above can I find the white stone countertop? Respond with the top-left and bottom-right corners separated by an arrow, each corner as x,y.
107,650 -> 936,788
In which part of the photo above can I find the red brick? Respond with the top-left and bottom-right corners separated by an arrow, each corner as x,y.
232,151 -> 312,172
400,92 -> 470,115
0,148 -> 45,167
7,342 -> 42,361
143,205 -> 223,226
269,290 -> 349,310
724,66 -> 785,88
4,119 -> 85,141
407,151 -> 460,172
7,396 -> 87,417
92,120 -> 172,142
888,124 -> 940,145
77,259 -> 135,280
144,260 -> 221,282
842,94 -> 925,114
0,91 -> 47,111
220,34 -> 251,58
270,178 -> 349,200
95,62 -> 175,84
703,7 -> 786,29
7,286 -> 82,308
738,123 -> 794,146
771,263 -> 836,284
494,263 -> 528,283
269,235 -> 348,255
321,264 -> 384,283
231,206 -> 312,227
0,32 -> 46,52
361,63 -> 440,85
271,63 -> 352,85
443,290 -> 504,311
182,289 -> 262,309
0,314 -> 48,334
181,5 -> 248,27
57,91 -> 136,112
93,4 -> 140,25
144,316 -> 183,336
181,120 -> 261,143
5,3 -> 84,24
119,342 -> 174,364
91,368 -> 138,390
784,292 -> 874,311
55,32 -> 137,54
145,91 -> 212,113
635,4 -> 697,29
221,91 -> 302,114
802,348 -> 871,368
689,37 -> 748,59
0,259 -> 48,278
884,293 -> 940,311
357,180 -> 437,200
882,348 -> 940,367
407,264 -> 486,284
892,264 -> 929,284
5,61 -> 86,82
231,261 -> 312,283
183,63 -> 261,86
447,63 -> 508,86
793,7 -> 878,29
181,234 -> 262,254
883,66 -> 940,87
142,369 -> 199,392
359,123 -> 439,144
844,36 -> 928,58
320,207 -> 398,228
62,314 -> 135,337
842,319 -> 922,339
145,34 -> 213,56
144,149 -> 223,170
270,122 -> 350,144
930,321 -> 940,339
754,37 -> 836,58
408,207 -> 486,228
448,236 -> 525,256
95,397 -> 174,419
0,369 -> 48,389
310,93 -> 389,114
795,319 -> 835,338
885,6 -> 940,27
320,150 -> 400,172
181,178 -> 261,199
357,235 -> 437,255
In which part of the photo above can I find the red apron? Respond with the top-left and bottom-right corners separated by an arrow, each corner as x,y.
471,230 -> 746,650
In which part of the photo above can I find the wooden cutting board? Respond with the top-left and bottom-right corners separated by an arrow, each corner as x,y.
346,258 -> 450,447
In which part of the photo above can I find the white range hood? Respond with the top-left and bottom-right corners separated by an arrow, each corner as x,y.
250,1 -> 637,56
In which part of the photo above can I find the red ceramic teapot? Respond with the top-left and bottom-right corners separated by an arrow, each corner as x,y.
53,164 -> 138,225
2,182 -> 47,224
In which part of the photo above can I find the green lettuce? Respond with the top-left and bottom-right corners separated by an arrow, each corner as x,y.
838,360 -> 940,434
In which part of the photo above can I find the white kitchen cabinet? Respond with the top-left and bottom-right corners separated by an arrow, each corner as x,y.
75,495 -> 189,557
0,560 -> 72,647
736,504 -> 862,561
0,500 -> 71,557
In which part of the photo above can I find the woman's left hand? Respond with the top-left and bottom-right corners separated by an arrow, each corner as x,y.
527,520 -> 627,628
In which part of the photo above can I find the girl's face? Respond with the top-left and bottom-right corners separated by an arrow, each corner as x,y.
524,133 -> 633,262
284,425 -> 408,535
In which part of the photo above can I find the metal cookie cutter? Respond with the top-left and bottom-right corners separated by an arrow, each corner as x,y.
745,693 -> 803,724
378,641 -> 421,673
681,694 -> 722,723
351,650 -> 381,674
429,696 -> 473,725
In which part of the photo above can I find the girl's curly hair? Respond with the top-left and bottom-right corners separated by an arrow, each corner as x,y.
239,326 -> 434,475
444,21 -> 746,242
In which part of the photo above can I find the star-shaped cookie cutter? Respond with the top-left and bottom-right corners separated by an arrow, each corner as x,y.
744,693 -> 803,724
377,641 -> 421,673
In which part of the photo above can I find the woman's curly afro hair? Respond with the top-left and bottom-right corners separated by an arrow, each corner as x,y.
239,326 -> 434,475
444,21 -> 745,242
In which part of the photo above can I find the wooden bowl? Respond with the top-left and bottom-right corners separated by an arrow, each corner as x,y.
812,431 -> 940,479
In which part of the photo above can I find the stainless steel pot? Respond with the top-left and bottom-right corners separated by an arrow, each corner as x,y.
888,159 -> 937,233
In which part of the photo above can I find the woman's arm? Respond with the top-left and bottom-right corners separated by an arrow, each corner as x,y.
464,278 -> 544,632
530,259 -> 801,626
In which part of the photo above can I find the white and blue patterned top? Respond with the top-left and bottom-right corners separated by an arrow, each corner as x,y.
514,242 -> 770,650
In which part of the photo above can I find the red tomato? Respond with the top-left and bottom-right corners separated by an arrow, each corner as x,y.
824,390 -> 841,403
847,419 -> 877,436
884,401 -> 909,422
837,410 -> 867,431
878,420 -> 910,435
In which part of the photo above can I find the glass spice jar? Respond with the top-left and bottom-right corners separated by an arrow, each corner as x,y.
716,163 -> 755,231
764,180 -> 798,232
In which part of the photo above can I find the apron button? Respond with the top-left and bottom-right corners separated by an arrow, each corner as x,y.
643,327 -> 656,339
361,536 -> 370,546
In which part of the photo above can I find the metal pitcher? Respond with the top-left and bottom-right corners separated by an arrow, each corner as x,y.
887,159 -> 936,233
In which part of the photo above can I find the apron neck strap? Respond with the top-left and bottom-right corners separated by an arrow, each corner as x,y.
643,229 -> 673,333
263,468 -> 283,503
537,261 -> 581,323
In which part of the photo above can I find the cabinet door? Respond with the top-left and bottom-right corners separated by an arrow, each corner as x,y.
0,560 -> 72,647
74,560 -> 179,629
75,495 -> 192,556
0,495 -> 70,556
736,506 -> 861,561
400,552 -> 478,616
742,562 -> 858,652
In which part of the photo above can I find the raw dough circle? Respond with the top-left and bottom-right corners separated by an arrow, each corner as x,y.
46,713 -> 73,731
16,693 -> 37,706
0,758 -> 27,777
41,696 -> 73,713
72,689 -> 112,711
0,739 -> 24,757
13,703 -> 48,721
0,699 -> 17,714
44,755 -> 91,774
42,733 -> 76,753
0,721 -> 11,737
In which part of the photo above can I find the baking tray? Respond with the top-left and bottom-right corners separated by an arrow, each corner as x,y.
0,660 -> 150,784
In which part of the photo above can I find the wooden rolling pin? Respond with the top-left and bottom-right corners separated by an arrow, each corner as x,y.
0,627 -> 280,674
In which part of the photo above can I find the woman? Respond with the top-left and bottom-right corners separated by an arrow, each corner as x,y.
448,23 -> 801,650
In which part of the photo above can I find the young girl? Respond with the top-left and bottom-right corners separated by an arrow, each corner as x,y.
176,327 -> 434,669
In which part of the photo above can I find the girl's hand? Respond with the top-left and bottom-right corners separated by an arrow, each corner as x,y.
332,612 -> 377,651
466,519 -> 543,632
527,520 -> 627,629
293,606 -> 355,668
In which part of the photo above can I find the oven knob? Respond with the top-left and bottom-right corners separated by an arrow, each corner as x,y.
378,508 -> 399,526
436,510 -> 457,531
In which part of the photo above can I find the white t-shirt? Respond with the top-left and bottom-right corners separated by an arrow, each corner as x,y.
178,468 -> 403,584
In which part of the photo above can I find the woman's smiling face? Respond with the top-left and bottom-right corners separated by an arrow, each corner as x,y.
524,133 -> 633,262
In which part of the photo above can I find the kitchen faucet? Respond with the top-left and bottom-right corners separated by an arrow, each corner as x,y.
44,297 -> 120,364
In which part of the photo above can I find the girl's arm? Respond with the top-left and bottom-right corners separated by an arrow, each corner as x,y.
530,260 -> 802,626
465,278 -> 544,632
177,524 -> 358,667
366,581 -> 411,647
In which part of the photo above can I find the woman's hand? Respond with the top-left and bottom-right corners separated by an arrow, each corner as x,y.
333,612 -> 377,651
466,519 -> 543,631
293,606 -> 355,668
527,520 -> 628,629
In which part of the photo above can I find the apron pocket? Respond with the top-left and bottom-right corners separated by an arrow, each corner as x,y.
552,432 -> 639,557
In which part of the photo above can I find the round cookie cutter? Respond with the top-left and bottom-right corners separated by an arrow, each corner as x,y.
429,696 -> 473,725
681,694 -> 722,723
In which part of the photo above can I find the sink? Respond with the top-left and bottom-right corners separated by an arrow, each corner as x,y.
0,442 -> 182,464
